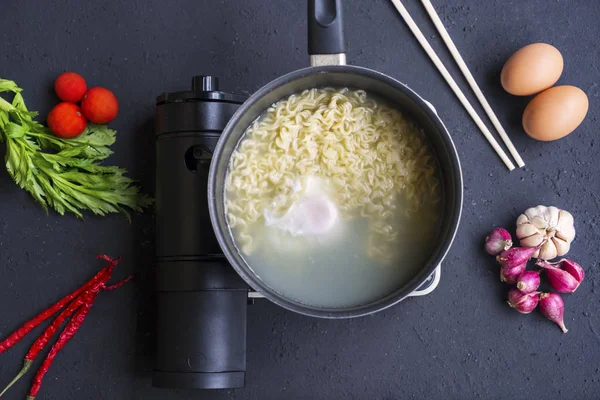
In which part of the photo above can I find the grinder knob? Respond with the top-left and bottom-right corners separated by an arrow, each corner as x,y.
192,75 -> 219,92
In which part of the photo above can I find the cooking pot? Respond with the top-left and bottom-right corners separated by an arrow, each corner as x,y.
208,0 -> 463,318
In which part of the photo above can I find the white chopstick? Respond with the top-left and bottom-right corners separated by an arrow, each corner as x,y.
389,0 -> 516,171
420,0 -> 525,168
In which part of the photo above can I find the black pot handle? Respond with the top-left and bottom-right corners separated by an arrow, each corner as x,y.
307,0 -> 346,56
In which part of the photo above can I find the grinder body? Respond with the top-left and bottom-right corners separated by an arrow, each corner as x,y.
154,76 -> 248,389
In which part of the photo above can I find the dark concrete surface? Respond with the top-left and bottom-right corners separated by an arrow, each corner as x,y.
1,0 -> 599,399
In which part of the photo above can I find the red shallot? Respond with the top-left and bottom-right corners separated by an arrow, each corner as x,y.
539,292 -> 568,333
516,271 -> 540,294
496,246 -> 539,269
500,262 -> 526,284
537,259 -> 584,293
560,259 -> 585,282
484,228 -> 513,256
507,289 -> 540,314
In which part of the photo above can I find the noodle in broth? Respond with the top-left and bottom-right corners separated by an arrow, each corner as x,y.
225,88 -> 441,308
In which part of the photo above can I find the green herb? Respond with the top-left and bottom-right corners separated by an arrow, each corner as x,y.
0,78 -> 151,218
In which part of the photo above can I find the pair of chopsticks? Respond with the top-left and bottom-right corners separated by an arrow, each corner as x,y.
390,0 -> 524,171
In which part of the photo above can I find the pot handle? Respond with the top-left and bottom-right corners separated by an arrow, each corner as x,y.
407,265 -> 441,297
308,0 -> 347,66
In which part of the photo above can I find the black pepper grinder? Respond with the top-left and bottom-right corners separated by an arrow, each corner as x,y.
154,76 -> 248,389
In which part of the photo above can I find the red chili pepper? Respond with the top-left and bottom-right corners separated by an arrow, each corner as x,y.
0,295 -> 85,397
0,255 -> 130,399
0,263 -> 120,398
0,255 -> 120,354
26,290 -> 99,400
103,274 -> 134,291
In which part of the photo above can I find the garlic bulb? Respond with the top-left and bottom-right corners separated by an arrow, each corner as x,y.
516,205 -> 575,260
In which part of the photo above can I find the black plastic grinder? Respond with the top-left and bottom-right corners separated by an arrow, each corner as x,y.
153,76 -> 248,389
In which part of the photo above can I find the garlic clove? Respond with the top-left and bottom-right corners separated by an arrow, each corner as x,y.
519,232 -> 545,248
546,206 -> 560,227
516,214 -> 530,226
552,237 -> 570,257
538,241 -> 558,260
524,205 -> 557,228
524,205 -> 545,222
557,210 -> 576,242
530,215 -> 549,230
516,223 -> 539,239
557,210 -> 574,229
556,225 -> 576,242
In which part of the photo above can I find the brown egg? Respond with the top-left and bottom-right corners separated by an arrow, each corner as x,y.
522,85 -> 589,141
501,43 -> 564,96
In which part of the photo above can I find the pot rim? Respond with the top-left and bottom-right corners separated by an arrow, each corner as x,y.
208,64 -> 463,318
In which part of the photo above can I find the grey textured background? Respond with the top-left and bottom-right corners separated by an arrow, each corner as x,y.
1,0 -> 599,399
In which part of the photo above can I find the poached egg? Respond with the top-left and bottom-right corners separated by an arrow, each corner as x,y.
263,176 -> 338,237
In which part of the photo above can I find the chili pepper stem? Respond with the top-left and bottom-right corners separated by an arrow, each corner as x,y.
0,360 -> 32,397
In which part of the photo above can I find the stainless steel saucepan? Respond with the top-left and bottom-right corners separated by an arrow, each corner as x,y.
208,0 -> 463,318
